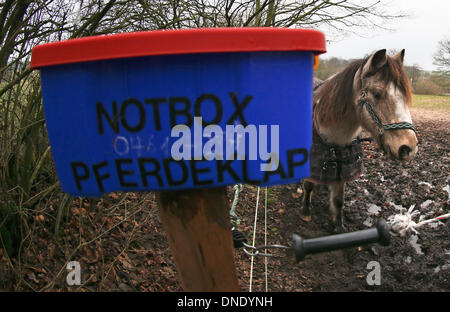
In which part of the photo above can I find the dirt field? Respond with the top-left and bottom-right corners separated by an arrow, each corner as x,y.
1,108 -> 448,292
231,107 -> 449,292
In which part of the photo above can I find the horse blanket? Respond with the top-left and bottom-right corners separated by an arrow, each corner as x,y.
305,78 -> 364,184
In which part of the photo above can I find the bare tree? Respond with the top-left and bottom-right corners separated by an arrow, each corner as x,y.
433,35 -> 450,75
404,64 -> 422,87
0,0 -> 123,88
117,0 -> 405,31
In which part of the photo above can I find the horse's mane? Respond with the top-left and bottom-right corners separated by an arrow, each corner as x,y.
314,55 -> 412,126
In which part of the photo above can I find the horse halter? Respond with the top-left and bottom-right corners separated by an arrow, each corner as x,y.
358,89 -> 416,137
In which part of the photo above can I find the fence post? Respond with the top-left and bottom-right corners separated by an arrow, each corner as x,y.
158,187 -> 240,291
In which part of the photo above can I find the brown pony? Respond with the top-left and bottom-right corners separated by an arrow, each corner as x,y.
300,49 -> 418,231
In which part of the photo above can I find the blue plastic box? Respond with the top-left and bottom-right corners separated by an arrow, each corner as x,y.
31,28 -> 326,196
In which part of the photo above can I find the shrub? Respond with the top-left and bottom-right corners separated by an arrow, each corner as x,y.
413,77 -> 445,95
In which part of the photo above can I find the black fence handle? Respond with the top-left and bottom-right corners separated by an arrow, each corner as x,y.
293,219 -> 391,262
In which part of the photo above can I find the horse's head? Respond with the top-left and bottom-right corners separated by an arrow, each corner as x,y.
354,49 -> 418,161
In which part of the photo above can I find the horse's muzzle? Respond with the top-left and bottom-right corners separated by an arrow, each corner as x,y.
380,130 -> 418,162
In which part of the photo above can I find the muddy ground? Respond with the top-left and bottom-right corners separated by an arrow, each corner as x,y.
231,108 -> 449,292
0,108 -> 448,291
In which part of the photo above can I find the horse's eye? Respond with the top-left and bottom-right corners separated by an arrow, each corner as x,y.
372,90 -> 382,101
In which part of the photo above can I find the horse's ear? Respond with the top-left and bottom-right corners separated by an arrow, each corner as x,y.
394,49 -> 405,65
362,49 -> 387,77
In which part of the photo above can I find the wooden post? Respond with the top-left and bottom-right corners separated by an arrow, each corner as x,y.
158,187 -> 240,292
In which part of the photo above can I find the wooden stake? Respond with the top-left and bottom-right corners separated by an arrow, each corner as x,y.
158,187 -> 240,292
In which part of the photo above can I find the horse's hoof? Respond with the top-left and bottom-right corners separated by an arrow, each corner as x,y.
300,214 -> 311,222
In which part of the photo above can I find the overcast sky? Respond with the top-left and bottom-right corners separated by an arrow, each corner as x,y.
320,0 -> 450,71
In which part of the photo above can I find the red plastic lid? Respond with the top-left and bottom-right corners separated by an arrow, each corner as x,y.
31,28 -> 326,69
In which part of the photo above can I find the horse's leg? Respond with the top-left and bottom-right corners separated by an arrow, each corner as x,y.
328,182 -> 346,232
300,180 -> 315,222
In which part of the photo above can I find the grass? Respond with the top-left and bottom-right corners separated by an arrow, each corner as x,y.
412,94 -> 450,111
